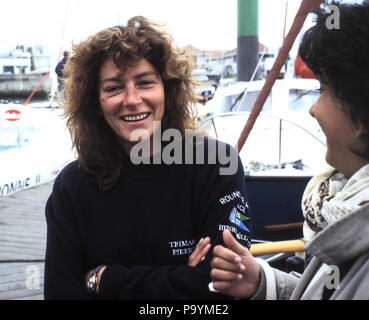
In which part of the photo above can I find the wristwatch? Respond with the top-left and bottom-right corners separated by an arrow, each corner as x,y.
86,265 -> 106,294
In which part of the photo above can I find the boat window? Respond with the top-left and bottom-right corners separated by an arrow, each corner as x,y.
220,91 -> 272,113
288,89 -> 319,112
220,94 -> 239,113
237,90 -> 272,112
3,66 -> 14,74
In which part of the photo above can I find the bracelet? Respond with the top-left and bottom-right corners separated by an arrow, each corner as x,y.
86,265 -> 106,295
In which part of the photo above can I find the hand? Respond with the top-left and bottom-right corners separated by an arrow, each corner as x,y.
211,230 -> 261,299
187,237 -> 211,267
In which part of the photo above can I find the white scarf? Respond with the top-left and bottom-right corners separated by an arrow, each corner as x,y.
302,164 -> 369,241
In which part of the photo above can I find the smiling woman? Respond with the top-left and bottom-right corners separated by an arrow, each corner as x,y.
63,16 -> 197,189
44,16 -> 251,300
209,1 -> 369,301
98,57 -> 165,153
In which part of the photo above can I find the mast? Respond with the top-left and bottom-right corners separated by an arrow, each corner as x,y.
236,0 -> 324,152
237,0 -> 259,81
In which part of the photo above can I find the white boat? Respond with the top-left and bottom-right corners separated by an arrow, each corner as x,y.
199,78 -> 328,241
0,101 -> 75,197
0,45 -> 52,99
201,78 -> 327,176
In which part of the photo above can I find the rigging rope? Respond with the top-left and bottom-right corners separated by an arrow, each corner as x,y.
23,70 -> 50,106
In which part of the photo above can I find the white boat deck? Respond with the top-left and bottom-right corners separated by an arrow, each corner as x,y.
0,181 -> 52,300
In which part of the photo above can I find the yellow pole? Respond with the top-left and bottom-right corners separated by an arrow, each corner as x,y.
250,239 -> 305,256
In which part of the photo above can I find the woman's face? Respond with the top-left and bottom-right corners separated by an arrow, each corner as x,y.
309,85 -> 362,177
99,57 -> 165,153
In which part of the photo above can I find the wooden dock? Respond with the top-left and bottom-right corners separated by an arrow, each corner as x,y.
0,181 -> 53,300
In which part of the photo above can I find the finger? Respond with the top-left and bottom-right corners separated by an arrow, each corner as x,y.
212,280 -> 236,292
223,229 -> 249,256
211,256 -> 245,272
200,243 -> 211,261
199,237 -> 210,250
191,237 -> 204,256
193,237 -> 210,257
211,268 -> 243,282
188,237 -> 211,266
192,243 -> 211,263
213,244 -> 242,264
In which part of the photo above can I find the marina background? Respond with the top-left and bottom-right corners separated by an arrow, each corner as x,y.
0,0 -> 363,300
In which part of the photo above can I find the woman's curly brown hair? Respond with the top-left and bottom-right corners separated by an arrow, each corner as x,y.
63,16 -> 198,190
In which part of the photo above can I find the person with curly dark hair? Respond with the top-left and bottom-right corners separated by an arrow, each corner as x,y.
209,1 -> 369,300
44,16 -> 251,299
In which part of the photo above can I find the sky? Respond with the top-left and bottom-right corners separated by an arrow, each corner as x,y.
0,0 -> 301,53
0,0 -> 363,58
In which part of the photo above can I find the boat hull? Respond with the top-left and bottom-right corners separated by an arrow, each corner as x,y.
0,73 -> 51,99
245,174 -> 310,241
0,104 -> 75,197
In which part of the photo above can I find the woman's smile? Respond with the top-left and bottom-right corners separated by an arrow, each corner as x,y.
121,112 -> 151,122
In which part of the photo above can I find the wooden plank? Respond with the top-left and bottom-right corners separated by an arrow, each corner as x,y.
0,262 -> 44,300
0,247 -> 45,257
0,182 -> 52,300
0,286 -> 44,300
15,294 -> 44,300
0,262 -> 44,275
0,230 -> 46,240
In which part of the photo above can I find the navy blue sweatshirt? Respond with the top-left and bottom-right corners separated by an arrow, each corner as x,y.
44,139 -> 251,299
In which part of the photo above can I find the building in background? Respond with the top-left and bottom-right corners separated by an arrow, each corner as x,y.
0,45 -> 51,99
182,42 -> 268,83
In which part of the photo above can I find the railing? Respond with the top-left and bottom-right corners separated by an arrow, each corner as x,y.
200,111 -> 326,146
250,239 -> 305,256
200,111 -> 326,173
